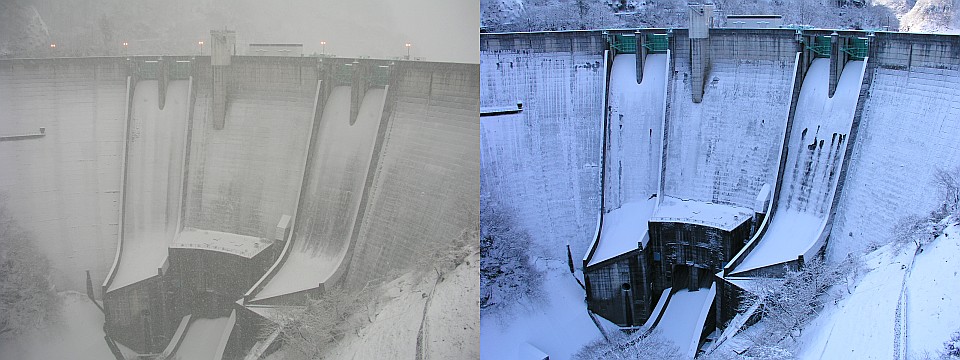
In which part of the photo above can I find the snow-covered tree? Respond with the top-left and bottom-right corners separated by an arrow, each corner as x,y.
265,286 -> 374,360
0,196 -> 60,337
573,330 -> 684,360
479,196 -> 543,312
945,330 -> 960,359
736,257 -> 856,351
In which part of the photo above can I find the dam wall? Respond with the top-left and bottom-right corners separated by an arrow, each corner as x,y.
662,29 -> 796,209
479,34 -> 604,262
347,62 -> 480,286
0,58 -> 127,291
183,57 -> 317,239
480,30 -> 960,273
829,33 -> 960,258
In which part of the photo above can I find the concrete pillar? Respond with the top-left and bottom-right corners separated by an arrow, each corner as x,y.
689,4 -> 713,103
158,57 -> 168,110
636,31 -> 646,84
211,30 -> 236,130
829,32 -> 841,97
690,38 -> 709,103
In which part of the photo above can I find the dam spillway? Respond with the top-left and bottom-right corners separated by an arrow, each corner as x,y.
481,29 -> 960,354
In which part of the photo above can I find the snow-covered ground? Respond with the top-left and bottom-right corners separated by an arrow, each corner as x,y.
269,251 -> 480,360
770,223 -> 960,359
0,292 -> 116,360
481,260 -> 603,360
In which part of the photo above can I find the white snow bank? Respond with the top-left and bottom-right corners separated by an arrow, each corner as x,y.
651,196 -> 752,231
588,198 -> 657,266
480,261 -> 602,360
906,224 -> 960,357
0,292 -> 117,360
796,242 -> 912,359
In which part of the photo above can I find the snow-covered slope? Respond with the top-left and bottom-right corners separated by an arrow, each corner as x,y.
798,223 -> 960,359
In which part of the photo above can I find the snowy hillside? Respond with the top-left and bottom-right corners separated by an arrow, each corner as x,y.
482,0 -> 960,33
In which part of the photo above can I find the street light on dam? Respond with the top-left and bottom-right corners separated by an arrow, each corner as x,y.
198,41 -> 204,55
320,41 -> 326,56
405,43 -> 411,60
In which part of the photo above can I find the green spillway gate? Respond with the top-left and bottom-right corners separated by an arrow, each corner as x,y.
643,34 -> 668,54
372,65 -> 390,86
334,64 -> 354,85
170,61 -> 191,80
808,36 -> 832,58
139,61 -> 159,79
608,34 -> 637,54
842,37 -> 868,60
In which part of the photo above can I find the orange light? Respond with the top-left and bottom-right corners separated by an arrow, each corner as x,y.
50,43 -> 56,48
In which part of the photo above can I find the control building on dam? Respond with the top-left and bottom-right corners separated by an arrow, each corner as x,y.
481,23 -> 960,357
0,30 -> 478,358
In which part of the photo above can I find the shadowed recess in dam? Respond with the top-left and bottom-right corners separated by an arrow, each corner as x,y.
252,86 -> 385,301
183,68 -> 314,240
0,60 -> 127,291
734,59 -> 865,274
108,80 -> 190,291
663,58 -> 793,209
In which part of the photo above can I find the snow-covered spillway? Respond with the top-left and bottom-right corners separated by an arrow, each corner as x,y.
732,59 -> 866,275
106,80 -> 190,292
249,86 -> 386,302
653,285 -> 716,358
604,53 -> 667,209
586,52 -> 668,267
170,316 -> 232,360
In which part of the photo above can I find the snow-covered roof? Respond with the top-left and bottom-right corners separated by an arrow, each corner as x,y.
649,196 -> 752,231
171,228 -> 273,258
588,198 -> 658,266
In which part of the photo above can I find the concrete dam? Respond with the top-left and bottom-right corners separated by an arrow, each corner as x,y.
480,29 -> 960,355
0,47 -> 478,356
